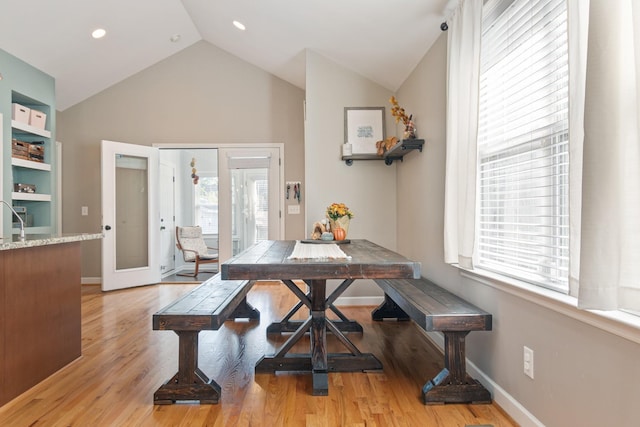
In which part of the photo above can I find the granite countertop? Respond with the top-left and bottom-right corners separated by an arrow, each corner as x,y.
0,233 -> 103,251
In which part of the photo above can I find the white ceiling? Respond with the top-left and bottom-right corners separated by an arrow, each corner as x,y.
0,0 -> 455,111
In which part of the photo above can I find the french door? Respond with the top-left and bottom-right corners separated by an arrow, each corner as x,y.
218,147 -> 282,262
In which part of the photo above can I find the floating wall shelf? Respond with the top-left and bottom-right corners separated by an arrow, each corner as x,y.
342,139 -> 425,166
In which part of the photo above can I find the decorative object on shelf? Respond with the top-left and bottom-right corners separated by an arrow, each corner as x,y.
389,96 -> 417,139
14,183 -> 36,193
333,226 -> 347,241
321,232 -> 334,241
11,103 -> 30,124
344,107 -> 386,155
311,221 -> 327,240
326,202 -> 354,238
190,157 -> 199,185
375,136 -> 399,156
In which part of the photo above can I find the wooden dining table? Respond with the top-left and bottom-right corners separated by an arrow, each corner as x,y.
220,239 -> 421,395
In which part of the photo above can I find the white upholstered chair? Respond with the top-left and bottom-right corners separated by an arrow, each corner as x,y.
175,226 -> 219,277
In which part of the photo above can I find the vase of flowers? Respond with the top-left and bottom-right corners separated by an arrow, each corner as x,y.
326,202 -> 354,238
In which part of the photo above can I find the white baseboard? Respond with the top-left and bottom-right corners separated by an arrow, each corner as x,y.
421,330 -> 543,427
81,277 -> 101,285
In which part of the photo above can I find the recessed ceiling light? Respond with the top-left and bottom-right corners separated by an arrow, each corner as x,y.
233,20 -> 246,31
92,28 -> 106,39
170,34 -> 182,43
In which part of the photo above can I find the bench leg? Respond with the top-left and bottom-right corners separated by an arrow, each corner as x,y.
422,331 -> 492,405
154,330 -> 221,404
229,296 -> 260,320
371,294 -> 410,321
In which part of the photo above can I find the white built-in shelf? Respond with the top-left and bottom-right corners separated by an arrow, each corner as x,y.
11,120 -> 51,138
11,157 -> 51,171
12,192 -> 52,202
12,226 -> 52,235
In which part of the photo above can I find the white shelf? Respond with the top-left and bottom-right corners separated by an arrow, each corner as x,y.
12,226 -> 52,235
11,157 -> 51,171
11,120 -> 51,138
12,192 -> 52,202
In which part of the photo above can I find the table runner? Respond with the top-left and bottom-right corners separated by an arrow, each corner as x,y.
287,241 -> 351,259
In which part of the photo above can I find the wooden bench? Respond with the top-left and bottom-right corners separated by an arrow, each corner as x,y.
152,273 -> 260,404
372,277 -> 492,405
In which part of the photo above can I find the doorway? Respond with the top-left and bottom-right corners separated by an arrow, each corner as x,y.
158,145 -> 283,278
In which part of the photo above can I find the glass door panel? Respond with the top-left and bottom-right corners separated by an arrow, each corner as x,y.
115,155 -> 149,270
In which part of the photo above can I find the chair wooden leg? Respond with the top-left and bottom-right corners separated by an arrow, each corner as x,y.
177,262 -> 198,277
194,260 -> 200,277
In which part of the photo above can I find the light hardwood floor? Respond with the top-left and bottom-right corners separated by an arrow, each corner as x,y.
0,281 -> 517,427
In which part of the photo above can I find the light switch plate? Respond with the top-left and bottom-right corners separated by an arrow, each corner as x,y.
288,205 -> 300,215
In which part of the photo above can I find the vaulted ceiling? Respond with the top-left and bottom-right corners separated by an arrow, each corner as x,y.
0,0 -> 454,111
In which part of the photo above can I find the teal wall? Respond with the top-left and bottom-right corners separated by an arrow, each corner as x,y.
0,48 -> 56,235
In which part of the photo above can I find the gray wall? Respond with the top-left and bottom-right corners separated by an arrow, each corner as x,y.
394,33 -> 640,427
304,50 -> 397,301
57,41 -> 306,277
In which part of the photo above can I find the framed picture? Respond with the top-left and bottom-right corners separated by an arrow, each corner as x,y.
344,107 -> 386,155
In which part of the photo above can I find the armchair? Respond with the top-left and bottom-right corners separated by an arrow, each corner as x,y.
175,226 -> 219,277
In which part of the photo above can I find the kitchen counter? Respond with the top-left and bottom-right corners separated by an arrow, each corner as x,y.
0,232 -> 102,406
0,232 -> 102,250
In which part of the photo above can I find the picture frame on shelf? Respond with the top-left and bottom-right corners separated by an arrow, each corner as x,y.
344,107 -> 386,155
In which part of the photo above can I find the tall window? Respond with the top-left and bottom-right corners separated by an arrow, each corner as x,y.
476,0 -> 569,292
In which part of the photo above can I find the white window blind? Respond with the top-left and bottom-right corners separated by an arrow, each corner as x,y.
477,0 -> 569,292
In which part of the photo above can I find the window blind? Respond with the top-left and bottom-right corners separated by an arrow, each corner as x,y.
477,0 -> 569,292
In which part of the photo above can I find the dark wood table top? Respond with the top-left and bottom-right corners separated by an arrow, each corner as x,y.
221,239 -> 421,281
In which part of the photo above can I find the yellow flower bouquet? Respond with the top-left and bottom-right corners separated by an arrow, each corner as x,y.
326,203 -> 354,220
326,203 -> 354,238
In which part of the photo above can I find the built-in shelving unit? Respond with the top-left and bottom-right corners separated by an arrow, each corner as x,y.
342,138 -> 425,166
8,92 -> 55,235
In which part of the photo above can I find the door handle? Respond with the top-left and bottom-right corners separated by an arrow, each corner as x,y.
104,225 -> 112,231
160,226 -> 166,230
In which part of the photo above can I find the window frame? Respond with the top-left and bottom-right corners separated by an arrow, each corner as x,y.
474,0 -> 570,294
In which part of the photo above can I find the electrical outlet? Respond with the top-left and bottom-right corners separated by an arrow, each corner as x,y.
81,206 -> 89,216
524,346 -> 534,379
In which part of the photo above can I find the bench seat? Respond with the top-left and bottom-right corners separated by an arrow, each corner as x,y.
372,277 -> 492,405
153,273 -> 259,404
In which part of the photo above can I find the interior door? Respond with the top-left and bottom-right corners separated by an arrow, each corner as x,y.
218,147 -> 282,262
159,162 -> 176,275
101,140 -> 160,291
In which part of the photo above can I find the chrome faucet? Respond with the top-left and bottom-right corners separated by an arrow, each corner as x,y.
0,200 -> 25,240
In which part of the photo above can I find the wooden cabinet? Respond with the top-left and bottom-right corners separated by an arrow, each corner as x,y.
0,242 -> 81,406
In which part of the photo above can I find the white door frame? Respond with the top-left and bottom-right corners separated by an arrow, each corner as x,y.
101,140 -> 160,291
154,143 -> 285,261
159,161 -> 176,275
